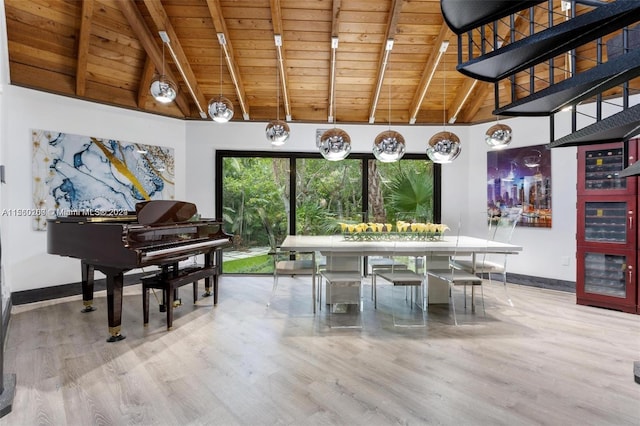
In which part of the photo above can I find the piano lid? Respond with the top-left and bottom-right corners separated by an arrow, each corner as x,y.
135,200 -> 198,226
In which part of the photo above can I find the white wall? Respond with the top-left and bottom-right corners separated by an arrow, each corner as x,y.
2,86 -> 186,292
466,117 -> 577,281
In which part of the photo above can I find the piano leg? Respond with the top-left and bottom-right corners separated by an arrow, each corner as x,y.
171,263 -> 181,307
104,268 -> 126,342
81,261 -> 96,313
202,252 -> 218,305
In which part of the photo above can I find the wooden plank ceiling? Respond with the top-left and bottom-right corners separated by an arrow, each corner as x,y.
3,0 -> 631,125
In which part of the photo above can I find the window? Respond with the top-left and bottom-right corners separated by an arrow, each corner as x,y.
216,151 -> 440,273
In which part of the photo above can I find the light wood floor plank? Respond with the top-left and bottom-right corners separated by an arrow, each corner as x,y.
2,276 -> 639,425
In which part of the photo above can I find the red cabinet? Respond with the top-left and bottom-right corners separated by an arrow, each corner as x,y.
577,142 -> 637,196
577,141 -> 638,314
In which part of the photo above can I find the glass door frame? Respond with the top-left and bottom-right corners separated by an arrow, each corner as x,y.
215,150 -> 442,237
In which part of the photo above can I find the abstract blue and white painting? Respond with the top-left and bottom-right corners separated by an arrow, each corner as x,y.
32,129 -> 175,230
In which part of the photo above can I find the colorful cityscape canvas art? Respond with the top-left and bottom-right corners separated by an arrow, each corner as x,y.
487,144 -> 552,228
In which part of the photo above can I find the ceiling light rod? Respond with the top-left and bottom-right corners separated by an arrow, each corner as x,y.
410,41 -> 449,124
448,79 -> 478,124
328,36 -> 338,123
369,38 -> 394,124
217,33 -> 249,120
150,31 -> 177,104
158,31 -> 207,118
274,35 -> 291,121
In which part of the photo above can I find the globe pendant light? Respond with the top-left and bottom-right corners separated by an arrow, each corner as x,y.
266,120 -> 290,146
319,36 -> 351,162
485,123 -> 512,149
150,39 -> 177,104
373,63 -> 405,162
150,76 -> 177,104
427,131 -> 461,163
427,48 -> 460,164
266,47 -> 290,146
208,35 -> 234,123
208,96 -> 234,122
373,131 -> 406,162
319,128 -> 351,161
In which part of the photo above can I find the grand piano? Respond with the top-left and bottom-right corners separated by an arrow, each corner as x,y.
47,200 -> 233,342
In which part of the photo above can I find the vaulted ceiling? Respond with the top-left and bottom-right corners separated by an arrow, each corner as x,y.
3,0 -> 634,126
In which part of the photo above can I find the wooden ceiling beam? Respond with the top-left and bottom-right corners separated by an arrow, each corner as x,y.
113,0 -> 191,116
138,56 -> 156,108
270,0 -> 291,121
331,0 -> 341,39
75,0 -> 93,97
368,0 -> 404,124
143,0 -> 209,118
206,0 -> 250,120
408,23 -> 453,124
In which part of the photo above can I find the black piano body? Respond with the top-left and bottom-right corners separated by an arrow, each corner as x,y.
47,200 -> 233,342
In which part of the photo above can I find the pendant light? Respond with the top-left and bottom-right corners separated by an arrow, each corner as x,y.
373,59 -> 405,162
485,122 -> 512,149
318,37 -> 351,161
319,129 -> 352,161
427,45 -> 460,164
427,131 -> 460,163
149,35 -> 177,104
266,36 -> 290,146
208,34 -> 234,123
373,130 -> 405,162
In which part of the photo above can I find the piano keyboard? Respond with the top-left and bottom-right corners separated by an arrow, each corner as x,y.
142,238 -> 231,261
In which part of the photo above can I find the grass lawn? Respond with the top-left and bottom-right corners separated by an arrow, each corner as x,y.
223,254 -> 273,274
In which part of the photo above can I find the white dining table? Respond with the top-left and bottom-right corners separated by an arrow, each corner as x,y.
279,234 -> 523,310
280,234 -> 523,256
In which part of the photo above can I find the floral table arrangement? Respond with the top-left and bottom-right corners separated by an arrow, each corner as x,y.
339,221 -> 449,241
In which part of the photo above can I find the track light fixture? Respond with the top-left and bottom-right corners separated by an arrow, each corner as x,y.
427,44 -> 460,164
149,34 -> 177,104
318,36 -> 351,161
372,52 -> 405,163
208,34 -> 234,123
266,35 -> 290,146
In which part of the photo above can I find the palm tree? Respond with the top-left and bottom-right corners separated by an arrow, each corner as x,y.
368,160 -> 386,222
386,169 -> 433,222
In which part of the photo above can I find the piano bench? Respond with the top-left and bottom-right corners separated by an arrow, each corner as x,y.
142,265 -> 219,329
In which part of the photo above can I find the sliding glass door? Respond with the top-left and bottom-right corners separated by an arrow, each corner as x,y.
219,156 -> 290,273
295,158 -> 363,235
216,151 -> 438,273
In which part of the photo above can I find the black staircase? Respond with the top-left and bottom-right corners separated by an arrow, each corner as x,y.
440,0 -> 640,172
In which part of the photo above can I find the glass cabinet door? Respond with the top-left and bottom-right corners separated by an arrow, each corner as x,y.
577,142 -> 637,196
582,252 -> 627,298
576,249 -> 637,313
577,197 -> 635,248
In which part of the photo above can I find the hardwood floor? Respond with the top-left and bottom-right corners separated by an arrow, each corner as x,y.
2,276 -> 639,425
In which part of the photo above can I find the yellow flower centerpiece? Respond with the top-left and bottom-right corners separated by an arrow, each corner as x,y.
339,220 -> 448,241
